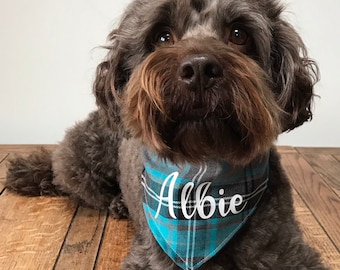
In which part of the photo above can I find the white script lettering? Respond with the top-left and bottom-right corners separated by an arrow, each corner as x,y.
154,171 -> 248,220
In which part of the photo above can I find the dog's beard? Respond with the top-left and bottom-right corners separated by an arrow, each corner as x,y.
122,39 -> 282,165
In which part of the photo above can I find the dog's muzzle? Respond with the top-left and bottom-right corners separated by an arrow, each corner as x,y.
123,38 -> 282,164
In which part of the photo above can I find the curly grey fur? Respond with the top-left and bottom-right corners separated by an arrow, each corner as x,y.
6,111 -> 128,218
5,0 -> 327,269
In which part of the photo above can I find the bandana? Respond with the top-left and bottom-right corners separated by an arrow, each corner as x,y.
141,149 -> 269,270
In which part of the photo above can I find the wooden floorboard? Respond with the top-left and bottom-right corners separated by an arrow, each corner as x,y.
281,153 -> 340,250
300,153 -> 340,197
0,191 -> 77,270
54,207 -> 107,270
0,145 -> 339,269
95,219 -> 135,270
292,188 -> 339,269
0,144 -> 57,154
334,155 -> 340,163
276,145 -> 297,154
0,154 -> 9,193
296,147 -> 340,155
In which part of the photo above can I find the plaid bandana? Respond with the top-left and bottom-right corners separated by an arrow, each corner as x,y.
141,149 -> 269,270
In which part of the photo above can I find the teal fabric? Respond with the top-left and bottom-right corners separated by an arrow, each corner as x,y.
141,149 -> 269,270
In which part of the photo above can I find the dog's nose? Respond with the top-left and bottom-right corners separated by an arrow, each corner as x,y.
179,54 -> 223,90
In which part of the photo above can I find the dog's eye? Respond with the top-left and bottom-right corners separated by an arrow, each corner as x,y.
229,27 -> 248,45
155,31 -> 175,46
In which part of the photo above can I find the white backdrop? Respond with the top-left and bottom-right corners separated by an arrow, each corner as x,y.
0,0 -> 339,146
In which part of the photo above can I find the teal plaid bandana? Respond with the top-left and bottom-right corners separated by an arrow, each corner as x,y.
141,149 -> 269,270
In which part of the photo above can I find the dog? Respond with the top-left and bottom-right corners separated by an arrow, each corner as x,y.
5,0 -> 329,269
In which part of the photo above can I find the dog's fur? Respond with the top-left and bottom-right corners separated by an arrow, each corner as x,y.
5,0 -> 328,269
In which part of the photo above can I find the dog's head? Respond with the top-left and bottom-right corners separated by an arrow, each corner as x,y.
94,0 -> 318,165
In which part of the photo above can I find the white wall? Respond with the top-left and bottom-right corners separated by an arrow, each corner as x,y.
278,0 -> 340,146
0,0 -> 339,146
0,0 -> 130,144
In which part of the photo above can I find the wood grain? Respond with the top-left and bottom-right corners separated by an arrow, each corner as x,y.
95,218 -> 135,270
292,188 -> 339,269
334,155 -> 340,163
281,153 -> 340,250
0,144 -> 57,154
0,154 -> 8,178
0,191 -> 77,270
0,181 -> 4,193
296,147 -> 340,155
0,154 -> 9,192
0,153 -> 7,161
301,153 -> 340,197
0,146 -> 338,270
276,146 -> 297,154
54,207 -> 107,270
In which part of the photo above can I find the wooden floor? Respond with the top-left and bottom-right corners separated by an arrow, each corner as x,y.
0,145 -> 339,270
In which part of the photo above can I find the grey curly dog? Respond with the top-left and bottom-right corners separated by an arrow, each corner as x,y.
6,0 -> 329,269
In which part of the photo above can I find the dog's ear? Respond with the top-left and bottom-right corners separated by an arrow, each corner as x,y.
271,19 -> 319,132
93,29 -> 129,129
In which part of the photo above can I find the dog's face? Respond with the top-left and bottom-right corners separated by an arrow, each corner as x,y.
94,0 -> 318,165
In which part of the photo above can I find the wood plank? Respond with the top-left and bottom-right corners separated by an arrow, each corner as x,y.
301,153 -> 340,197
0,154 -> 8,178
292,188 -> 339,269
296,147 -> 340,155
0,191 -> 77,270
1,145 -> 338,269
281,153 -> 340,250
54,207 -> 107,270
276,145 -> 297,154
0,154 -> 9,193
334,155 -> 340,163
0,181 -> 3,193
0,144 -> 57,154
0,153 -> 7,162
95,218 -> 135,269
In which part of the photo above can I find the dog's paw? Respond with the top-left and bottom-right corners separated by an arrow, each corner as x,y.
109,194 -> 129,219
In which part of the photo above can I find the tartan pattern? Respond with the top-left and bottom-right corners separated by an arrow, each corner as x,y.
141,149 -> 269,270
